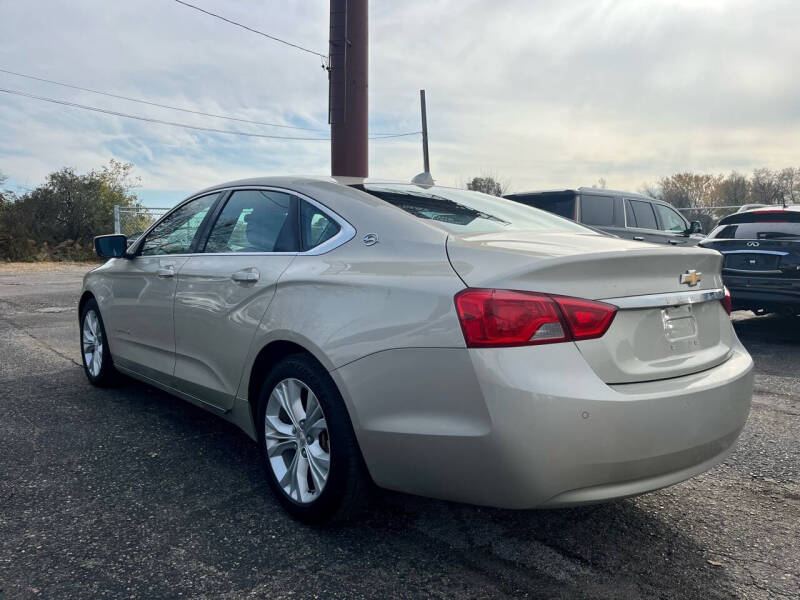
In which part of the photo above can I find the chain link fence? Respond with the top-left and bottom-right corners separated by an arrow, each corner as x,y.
114,205 -> 170,244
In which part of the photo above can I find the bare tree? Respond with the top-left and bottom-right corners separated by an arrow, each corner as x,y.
718,172 -> 750,206
638,183 -> 661,199
750,168 -> 783,205
777,167 -> 799,205
465,175 -> 508,197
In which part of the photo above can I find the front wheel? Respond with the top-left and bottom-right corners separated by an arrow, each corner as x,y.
257,354 -> 370,523
80,299 -> 119,386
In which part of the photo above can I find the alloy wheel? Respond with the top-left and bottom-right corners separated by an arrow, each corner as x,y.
82,310 -> 103,377
264,378 -> 331,504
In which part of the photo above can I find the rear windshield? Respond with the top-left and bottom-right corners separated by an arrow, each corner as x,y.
506,192 -> 576,219
709,211 -> 800,240
357,184 -> 591,235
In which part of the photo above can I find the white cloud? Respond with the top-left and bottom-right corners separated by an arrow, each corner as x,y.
1,0 -> 799,202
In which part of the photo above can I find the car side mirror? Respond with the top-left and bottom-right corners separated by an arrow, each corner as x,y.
687,221 -> 703,235
94,234 -> 129,258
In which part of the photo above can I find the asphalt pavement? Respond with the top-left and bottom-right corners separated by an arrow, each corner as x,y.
1,264 -> 798,599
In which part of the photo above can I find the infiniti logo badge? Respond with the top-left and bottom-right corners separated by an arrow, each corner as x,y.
746,241 -> 760,247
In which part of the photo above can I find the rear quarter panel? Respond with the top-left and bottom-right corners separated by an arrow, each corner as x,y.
234,183 -> 468,425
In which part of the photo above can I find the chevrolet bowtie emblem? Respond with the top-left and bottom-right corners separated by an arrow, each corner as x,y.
680,270 -> 702,286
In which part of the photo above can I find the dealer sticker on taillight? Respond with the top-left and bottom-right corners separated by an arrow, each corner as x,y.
661,304 -> 698,346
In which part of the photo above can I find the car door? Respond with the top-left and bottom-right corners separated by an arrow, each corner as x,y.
653,202 -> 693,246
624,198 -> 666,244
105,192 -> 220,384
172,188 -> 303,411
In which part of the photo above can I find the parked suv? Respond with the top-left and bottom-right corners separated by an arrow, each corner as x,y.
504,188 -> 704,246
699,206 -> 800,316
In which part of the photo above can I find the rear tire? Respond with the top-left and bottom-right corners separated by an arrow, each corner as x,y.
79,299 -> 119,387
257,354 -> 370,523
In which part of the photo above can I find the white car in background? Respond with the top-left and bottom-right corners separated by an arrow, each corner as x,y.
80,177 -> 754,522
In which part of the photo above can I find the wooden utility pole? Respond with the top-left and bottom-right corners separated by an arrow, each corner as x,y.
329,0 -> 368,177
420,89 -> 430,174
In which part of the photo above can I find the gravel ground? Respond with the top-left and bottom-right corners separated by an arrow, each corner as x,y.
0,264 -> 798,599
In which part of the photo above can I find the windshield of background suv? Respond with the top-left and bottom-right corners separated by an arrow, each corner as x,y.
709,222 -> 800,240
708,211 -> 800,240
357,184 -> 593,235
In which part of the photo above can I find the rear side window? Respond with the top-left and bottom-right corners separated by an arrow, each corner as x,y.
579,195 -> 615,226
511,193 -> 576,219
627,199 -> 658,230
204,190 -> 297,253
299,201 -> 340,251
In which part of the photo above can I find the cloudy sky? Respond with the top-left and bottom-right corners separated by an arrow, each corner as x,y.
1,0 -> 798,206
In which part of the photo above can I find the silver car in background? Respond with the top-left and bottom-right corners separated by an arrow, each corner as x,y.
81,177 -> 754,522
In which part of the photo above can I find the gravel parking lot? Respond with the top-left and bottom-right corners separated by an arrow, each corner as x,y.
1,263 -> 798,599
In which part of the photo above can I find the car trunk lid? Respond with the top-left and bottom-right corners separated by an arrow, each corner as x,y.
700,238 -> 800,279
447,230 -> 732,383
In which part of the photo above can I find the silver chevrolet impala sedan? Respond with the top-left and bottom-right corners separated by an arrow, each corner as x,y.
81,177 -> 754,522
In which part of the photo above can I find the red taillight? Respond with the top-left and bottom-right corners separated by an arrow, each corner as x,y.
556,295 -> 619,340
722,286 -> 732,315
454,288 -> 617,348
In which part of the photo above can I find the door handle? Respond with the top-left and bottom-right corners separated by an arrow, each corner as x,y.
157,265 -> 175,277
633,236 -> 644,241
668,239 -> 680,245
231,269 -> 260,283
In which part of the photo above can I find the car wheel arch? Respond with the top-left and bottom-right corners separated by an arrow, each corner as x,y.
247,340 -> 332,425
78,291 -> 96,320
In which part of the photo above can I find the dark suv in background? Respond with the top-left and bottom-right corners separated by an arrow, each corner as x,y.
699,206 -> 800,317
505,187 -> 704,246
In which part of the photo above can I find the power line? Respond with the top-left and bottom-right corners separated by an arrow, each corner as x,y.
0,87 -> 421,141
172,0 -> 328,65
0,67 -> 325,131
0,68 -> 411,137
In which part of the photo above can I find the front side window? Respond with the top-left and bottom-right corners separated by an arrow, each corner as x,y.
580,195 -> 615,226
300,200 -> 340,250
204,190 -> 297,253
359,185 -> 590,235
627,199 -> 658,230
139,193 -> 219,256
654,204 -> 687,232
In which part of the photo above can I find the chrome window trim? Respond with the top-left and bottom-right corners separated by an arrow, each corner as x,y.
602,288 -> 725,309
129,185 -> 356,258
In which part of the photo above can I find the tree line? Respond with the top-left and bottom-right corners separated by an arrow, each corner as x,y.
641,167 -> 799,232
1,163 -> 797,262
0,160 -> 143,261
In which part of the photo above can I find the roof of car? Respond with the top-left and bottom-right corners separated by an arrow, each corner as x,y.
193,175 -> 418,195
718,205 -> 800,225
743,204 -> 800,213
506,187 -> 657,202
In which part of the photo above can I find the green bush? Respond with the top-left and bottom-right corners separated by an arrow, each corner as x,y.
0,160 -> 142,262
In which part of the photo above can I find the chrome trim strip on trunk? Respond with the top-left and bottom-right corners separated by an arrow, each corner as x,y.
719,249 -> 789,256
601,288 -> 725,309
723,268 -> 783,275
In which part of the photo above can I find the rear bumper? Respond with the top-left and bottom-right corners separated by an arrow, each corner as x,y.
724,274 -> 800,309
334,340 -> 753,509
